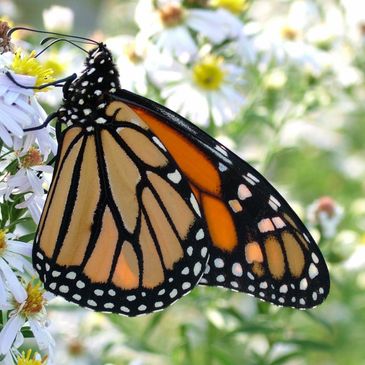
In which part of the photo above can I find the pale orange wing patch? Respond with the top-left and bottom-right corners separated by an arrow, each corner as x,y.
112,241 -> 140,290
56,136 -> 100,266
83,207 -> 119,283
281,232 -> 305,278
39,132 -> 84,258
38,127 -> 82,234
119,128 -> 169,168
101,130 -> 140,234
142,187 -> 184,270
147,171 -> 195,240
139,214 -> 165,289
265,236 -> 286,280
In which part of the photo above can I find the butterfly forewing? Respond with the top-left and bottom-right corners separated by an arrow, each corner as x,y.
114,89 -> 330,309
33,113 -> 210,316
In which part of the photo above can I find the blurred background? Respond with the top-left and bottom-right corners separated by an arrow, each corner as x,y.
1,0 -> 365,364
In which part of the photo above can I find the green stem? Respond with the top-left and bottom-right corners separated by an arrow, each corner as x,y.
205,321 -> 214,365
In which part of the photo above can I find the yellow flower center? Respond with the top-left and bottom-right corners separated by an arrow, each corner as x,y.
11,50 -> 55,89
68,339 -> 85,356
0,230 -> 7,255
17,350 -> 47,365
123,42 -> 143,64
281,25 -> 299,41
159,4 -> 185,27
185,0 -> 209,6
18,281 -> 45,317
43,54 -> 66,78
20,147 -> 43,169
193,56 -> 225,90
210,0 -> 248,14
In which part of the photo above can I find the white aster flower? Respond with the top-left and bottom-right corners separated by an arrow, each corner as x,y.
152,54 -> 245,126
0,334 -> 24,365
13,97 -> 57,159
4,349 -> 48,365
106,35 -> 153,95
0,279 -> 55,361
16,193 -> 47,224
0,231 -> 35,306
307,196 -> 344,239
43,5 -> 74,33
254,20 -> 330,76
0,50 -> 57,156
135,0 -> 241,61
5,147 -> 52,199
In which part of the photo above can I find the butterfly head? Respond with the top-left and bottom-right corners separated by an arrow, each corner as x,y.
59,43 -> 120,128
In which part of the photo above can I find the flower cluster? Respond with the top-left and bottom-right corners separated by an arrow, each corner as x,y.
107,0 -> 253,127
0,20 -> 56,365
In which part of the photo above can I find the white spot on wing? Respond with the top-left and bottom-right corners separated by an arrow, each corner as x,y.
312,253 -> 319,264
247,173 -> 260,183
215,145 -> 228,157
243,176 -> 256,185
309,263 -> 319,279
196,229 -> 204,240
167,170 -> 182,184
76,280 -> 85,289
300,278 -> 308,290
232,263 -> 243,277
272,217 -> 286,229
258,218 -> 275,233
66,272 -> 76,280
190,194 -> 201,217
214,258 -> 224,268
152,136 -> 167,151
269,201 -> 278,211
238,184 -> 252,200
169,289 -> 178,298
59,285 -> 69,293
194,262 -> 202,276
279,285 -> 288,293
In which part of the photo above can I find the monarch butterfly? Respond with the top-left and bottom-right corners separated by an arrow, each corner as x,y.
10,28 -> 330,317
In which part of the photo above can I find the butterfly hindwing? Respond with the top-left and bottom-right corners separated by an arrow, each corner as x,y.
33,113 -> 210,316
114,89 -> 330,309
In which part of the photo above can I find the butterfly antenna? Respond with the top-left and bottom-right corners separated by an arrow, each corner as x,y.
7,26 -> 99,45
23,111 -> 59,132
5,70 -> 77,90
35,38 -> 89,57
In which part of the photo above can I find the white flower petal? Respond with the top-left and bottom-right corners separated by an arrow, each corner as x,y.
0,103 -> 32,127
6,241 -> 32,257
0,124 -> 13,147
28,319 -> 55,353
0,258 -> 27,303
30,165 -> 53,173
0,277 -> 8,306
0,315 -> 25,355
13,331 -> 24,349
26,170 -> 45,196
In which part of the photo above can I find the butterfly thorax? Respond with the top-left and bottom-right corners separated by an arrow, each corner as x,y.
58,43 -> 120,130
